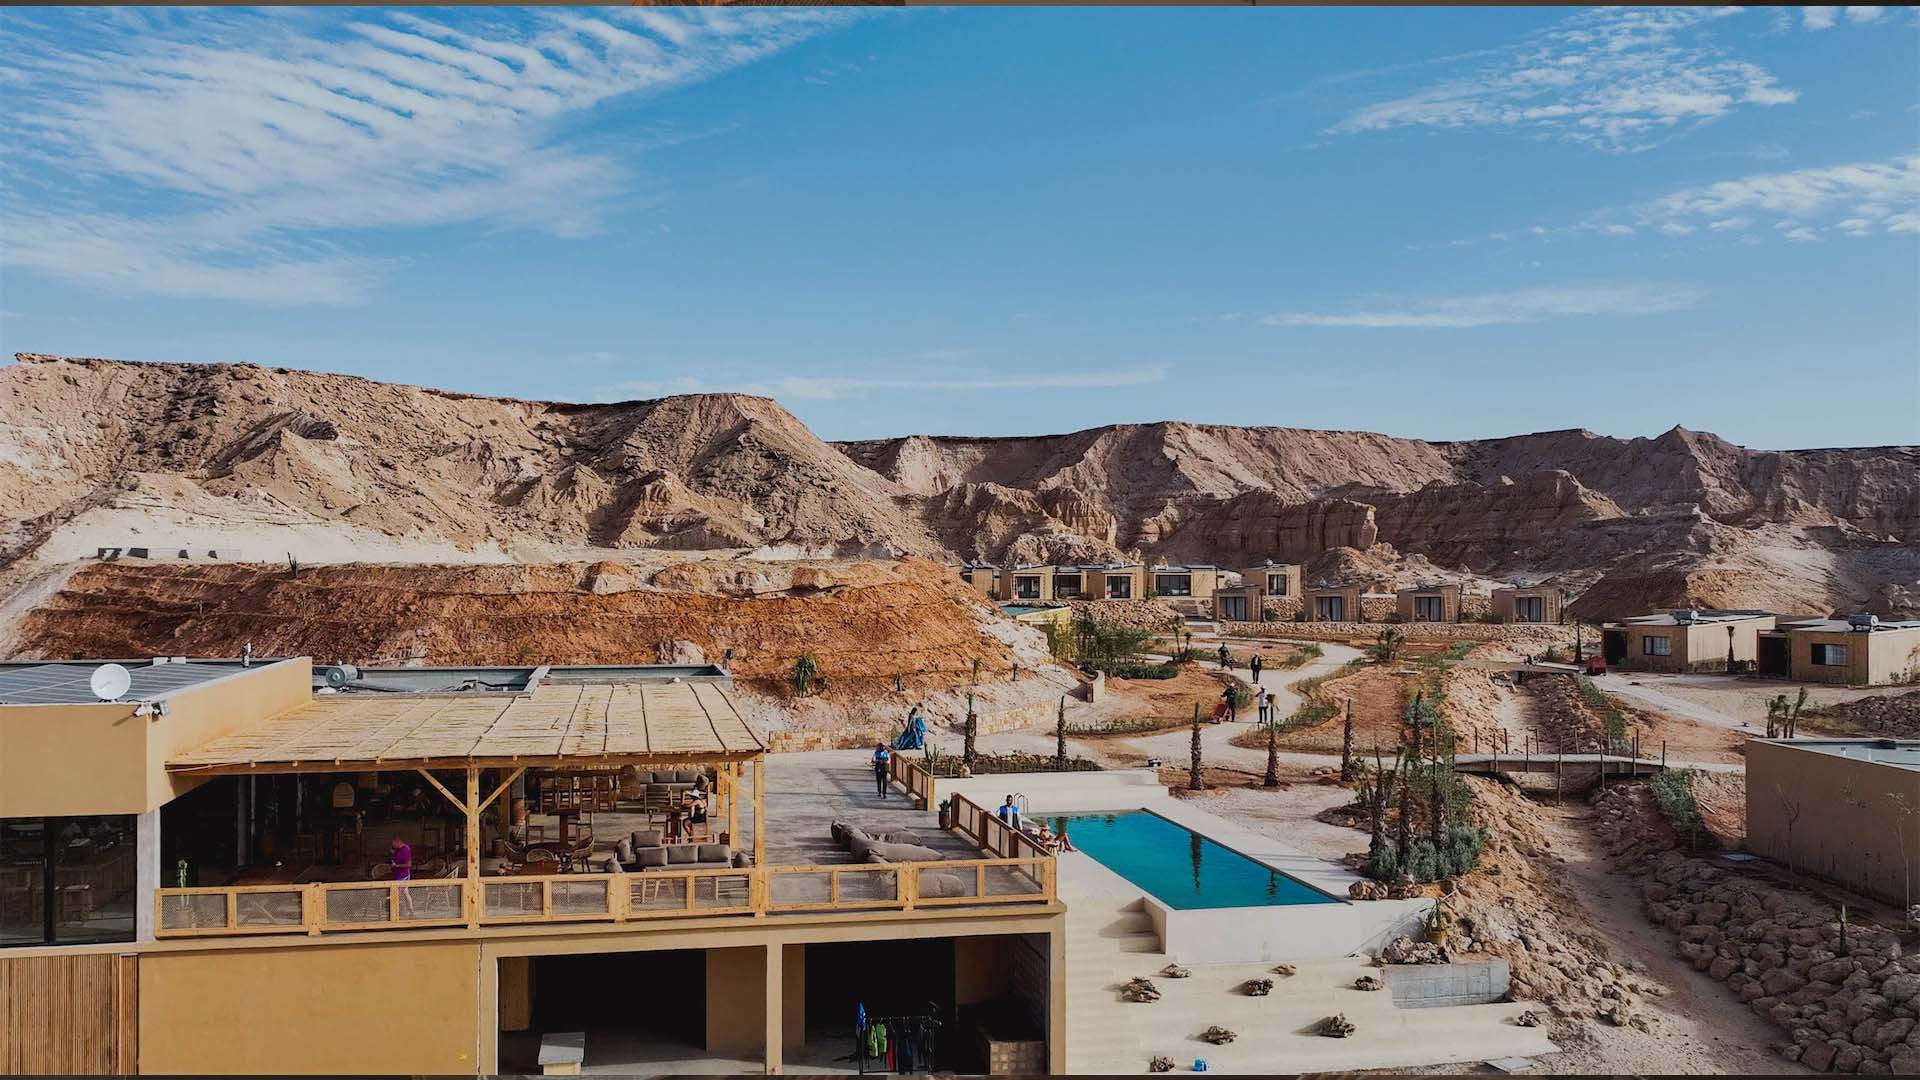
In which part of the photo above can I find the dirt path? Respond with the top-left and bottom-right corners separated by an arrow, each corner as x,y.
1529,801 -> 1807,1075
1119,639 -> 1364,773
1591,673 -> 1752,731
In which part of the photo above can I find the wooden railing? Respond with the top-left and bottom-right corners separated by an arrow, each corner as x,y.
154,851 -> 1052,939
888,752 -> 936,809
946,792 -> 1055,862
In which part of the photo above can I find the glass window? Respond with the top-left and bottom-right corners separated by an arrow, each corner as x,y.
1053,575 -> 1081,598
1155,574 -> 1191,596
1,816 -> 136,948
1811,643 -> 1849,666
1267,574 -> 1288,596
1643,636 -> 1672,657
1317,597 -> 1346,621
1414,596 -> 1445,622
1014,576 -> 1040,599
1107,577 -> 1132,599
1516,596 -> 1545,623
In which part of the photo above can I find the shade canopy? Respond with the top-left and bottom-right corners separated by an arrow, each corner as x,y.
168,681 -> 763,776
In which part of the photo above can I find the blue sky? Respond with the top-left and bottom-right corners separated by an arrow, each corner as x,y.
1,6 -> 1915,449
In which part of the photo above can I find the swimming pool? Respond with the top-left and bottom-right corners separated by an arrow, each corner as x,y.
1048,810 -> 1339,909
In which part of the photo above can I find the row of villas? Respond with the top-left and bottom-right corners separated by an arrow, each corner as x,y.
960,563 -> 1565,626
0,658 -> 1062,1075
1600,610 -> 1920,686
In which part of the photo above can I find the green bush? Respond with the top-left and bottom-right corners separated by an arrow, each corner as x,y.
1367,842 -> 1401,882
1650,768 -> 1712,850
1439,823 -> 1486,877
1577,674 -> 1631,749
1083,660 -> 1179,680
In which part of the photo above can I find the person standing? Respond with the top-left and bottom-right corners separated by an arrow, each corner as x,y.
1217,643 -> 1230,669
1249,652 -> 1264,684
872,743 -> 892,798
389,835 -> 412,880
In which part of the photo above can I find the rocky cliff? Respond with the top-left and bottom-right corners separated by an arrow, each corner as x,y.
3,353 -> 1915,619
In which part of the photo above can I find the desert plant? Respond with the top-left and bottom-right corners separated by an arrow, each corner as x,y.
1055,696 -> 1068,770
1370,626 -> 1406,662
1339,696 -> 1356,781
1650,768 -> 1709,851
286,552 -> 299,575
963,692 -> 978,765
790,654 -> 819,696
971,656 -> 983,683
1263,711 -> 1280,788
1188,703 -> 1204,791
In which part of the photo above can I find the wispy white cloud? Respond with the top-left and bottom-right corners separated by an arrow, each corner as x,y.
1329,8 -> 1797,153
609,367 -> 1169,402
1633,154 -> 1920,237
1264,284 -> 1702,329
0,9 -> 855,303
1803,7 -> 1838,31
1845,7 -> 1887,25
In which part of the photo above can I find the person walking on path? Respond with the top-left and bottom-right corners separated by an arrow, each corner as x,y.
1249,652 -> 1263,684
1217,643 -> 1231,670
871,743 -> 891,798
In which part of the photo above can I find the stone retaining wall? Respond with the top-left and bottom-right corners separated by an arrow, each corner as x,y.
1384,958 -> 1512,1009
1597,785 -> 1920,1074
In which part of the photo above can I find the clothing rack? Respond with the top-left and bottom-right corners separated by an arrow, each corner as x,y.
855,1007 -> 941,1075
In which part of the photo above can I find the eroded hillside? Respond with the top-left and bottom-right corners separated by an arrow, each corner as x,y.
3,353 -> 1915,620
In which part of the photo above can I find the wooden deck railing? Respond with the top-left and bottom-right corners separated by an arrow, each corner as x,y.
946,792 -> 1055,862
888,752 -> 936,809
154,849 -> 1052,939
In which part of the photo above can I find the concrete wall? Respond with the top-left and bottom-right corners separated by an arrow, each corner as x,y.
1492,588 -> 1562,624
706,946 -> 768,1055
1746,740 -> 1920,905
139,939 -> 481,1075
0,658 -> 313,817
1382,958 -> 1511,1008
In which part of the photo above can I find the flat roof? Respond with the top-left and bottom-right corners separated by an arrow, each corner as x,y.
169,681 -> 763,776
0,659 -> 281,706
1777,619 -> 1920,634
1772,739 -> 1920,772
313,664 -> 729,693
1614,610 -> 1772,627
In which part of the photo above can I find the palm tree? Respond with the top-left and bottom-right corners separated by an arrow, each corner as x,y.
1188,703 -> 1204,791
1054,696 -> 1068,770
963,692 -> 978,766
1339,697 -> 1356,782
1263,712 -> 1280,788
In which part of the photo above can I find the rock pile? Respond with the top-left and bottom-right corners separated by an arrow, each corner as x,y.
1596,784 -> 1920,1074
1354,974 -> 1385,991
1160,963 -> 1192,979
1814,691 -> 1920,738
1380,935 -> 1449,965
1240,978 -> 1274,996
1149,1054 -> 1176,1072
1122,977 -> 1161,1003
1200,1025 -> 1237,1045
1315,1014 -> 1356,1038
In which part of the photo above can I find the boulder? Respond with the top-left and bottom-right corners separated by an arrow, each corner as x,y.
1202,1025 -> 1238,1045
1803,1040 -> 1839,1072
1313,1015 -> 1355,1039
1354,975 -> 1385,992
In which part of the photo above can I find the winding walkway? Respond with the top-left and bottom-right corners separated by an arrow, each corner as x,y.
1121,640 -> 1365,773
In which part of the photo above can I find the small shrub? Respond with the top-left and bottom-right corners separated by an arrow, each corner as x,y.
790,654 -> 819,695
1439,823 -> 1486,877
1404,839 -> 1441,882
1650,768 -> 1712,851
1083,660 -> 1179,680
1366,841 -> 1401,882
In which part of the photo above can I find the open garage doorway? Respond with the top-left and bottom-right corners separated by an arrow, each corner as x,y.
499,948 -> 752,1074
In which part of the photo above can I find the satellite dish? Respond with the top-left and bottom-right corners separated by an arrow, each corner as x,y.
90,663 -> 133,702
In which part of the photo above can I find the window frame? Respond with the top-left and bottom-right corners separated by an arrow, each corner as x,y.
1266,574 -> 1288,596
1811,643 -> 1850,667
1153,574 -> 1192,597
1643,635 -> 1672,657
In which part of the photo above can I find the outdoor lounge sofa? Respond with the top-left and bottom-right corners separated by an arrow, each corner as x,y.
603,830 -> 751,872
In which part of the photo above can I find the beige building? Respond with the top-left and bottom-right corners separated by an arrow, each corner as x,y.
0,658 -> 1063,1076
1757,617 -> 1920,686
1746,739 -> 1920,905
1305,583 -> 1365,623
1600,610 -> 1776,674
1147,564 -> 1222,602
1080,564 -> 1146,600
1492,585 -> 1563,624
958,562 -> 1001,600
1210,562 -> 1302,623
1002,564 -> 1063,601
1395,583 -> 1463,624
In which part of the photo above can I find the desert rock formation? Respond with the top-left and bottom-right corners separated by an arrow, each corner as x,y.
3,353 -> 1915,620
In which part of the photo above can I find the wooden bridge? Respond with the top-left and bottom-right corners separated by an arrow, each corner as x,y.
1452,752 -> 1664,778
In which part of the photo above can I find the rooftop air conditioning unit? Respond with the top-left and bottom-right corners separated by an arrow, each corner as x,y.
1676,609 -> 1699,624
1848,614 -> 1880,631
323,664 -> 361,688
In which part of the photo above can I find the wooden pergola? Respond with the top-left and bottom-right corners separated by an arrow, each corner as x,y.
169,681 -> 769,873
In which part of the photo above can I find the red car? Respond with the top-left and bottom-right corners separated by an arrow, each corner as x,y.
1584,655 -> 1607,675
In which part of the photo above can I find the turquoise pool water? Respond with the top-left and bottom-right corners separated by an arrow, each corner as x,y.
1048,810 -> 1339,909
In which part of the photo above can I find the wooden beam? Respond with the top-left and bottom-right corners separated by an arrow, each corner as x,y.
478,766 -> 527,816
726,763 -> 740,847
753,755 -> 766,871
465,767 -> 481,928
416,768 -> 463,812
167,750 -> 765,778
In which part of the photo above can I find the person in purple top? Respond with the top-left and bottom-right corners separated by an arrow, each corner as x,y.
389,836 -> 413,881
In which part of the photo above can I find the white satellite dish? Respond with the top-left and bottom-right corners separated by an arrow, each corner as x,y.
89,663 -> 133,702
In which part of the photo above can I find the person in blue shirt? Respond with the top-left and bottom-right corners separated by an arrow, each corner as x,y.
872,743 -> 891,797
997,794 -> 1019,829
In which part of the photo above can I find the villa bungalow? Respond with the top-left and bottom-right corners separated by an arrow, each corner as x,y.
1305,583 -> 1365,623
1001,564 -> 1063,601
1211,562 -> 1302,623
1395,582 -> 1463,624
958,562 -> 1001,600
1080,563 -> 1145,600
1492,585 -> 1562,624
1147,564 -> 1221,602
1757,616 -> 1920,686
1600,610 -> 1776,674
